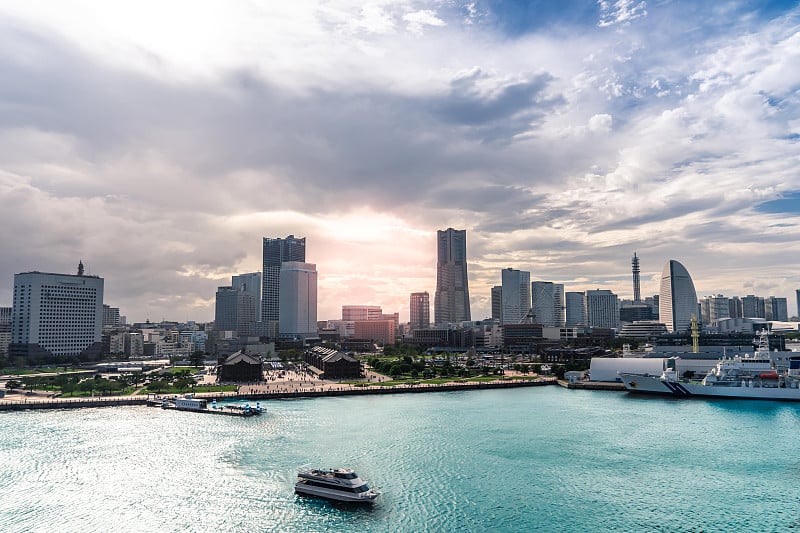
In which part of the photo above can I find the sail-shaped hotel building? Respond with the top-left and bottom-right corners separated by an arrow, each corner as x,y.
659,259 -> 698,332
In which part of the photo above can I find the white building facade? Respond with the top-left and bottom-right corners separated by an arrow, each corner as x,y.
10,271 -> 104,360
279,262 -> 318,339
584,290 -> 620,329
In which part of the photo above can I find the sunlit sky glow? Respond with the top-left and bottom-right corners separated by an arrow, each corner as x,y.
1,0 -> 799,322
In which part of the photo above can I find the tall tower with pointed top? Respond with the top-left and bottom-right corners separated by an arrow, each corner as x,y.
631,253 -> 641,303
434,228 -> 471,324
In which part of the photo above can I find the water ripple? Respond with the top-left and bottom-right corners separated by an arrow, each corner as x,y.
2,390 -> 800,532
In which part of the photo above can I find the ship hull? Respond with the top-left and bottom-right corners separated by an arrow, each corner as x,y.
294,483 -> 378,504
619,373 -> 800,401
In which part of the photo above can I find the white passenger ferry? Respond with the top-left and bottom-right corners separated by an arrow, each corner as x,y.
295,468 -> 379,504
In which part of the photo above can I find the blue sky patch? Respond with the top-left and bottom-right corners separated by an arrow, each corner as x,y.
757,191 -> 800,214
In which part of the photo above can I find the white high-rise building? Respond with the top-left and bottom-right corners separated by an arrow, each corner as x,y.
279,262 -> 318,339
10,268 -> 104,360
584,290 -> 619,329
659,260 -> 698,333
501,268 -> 531,324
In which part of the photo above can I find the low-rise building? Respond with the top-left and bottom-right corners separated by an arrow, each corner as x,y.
304,346 -> 361,379
217,351 -> 263,382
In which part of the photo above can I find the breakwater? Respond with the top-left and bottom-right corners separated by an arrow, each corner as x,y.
0,378 -> 557,411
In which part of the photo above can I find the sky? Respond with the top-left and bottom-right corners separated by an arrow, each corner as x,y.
0,0 -> 799,323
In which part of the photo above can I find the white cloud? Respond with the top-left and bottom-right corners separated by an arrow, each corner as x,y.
587,114 -> 613,132
0,1 -> 799,322
402,9 -> 446,35
598,0 -> 647,28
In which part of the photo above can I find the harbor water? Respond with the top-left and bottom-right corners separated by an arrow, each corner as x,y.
1,387 -> 799,532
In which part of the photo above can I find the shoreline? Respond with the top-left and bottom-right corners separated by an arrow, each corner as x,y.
0,377 -> 558,411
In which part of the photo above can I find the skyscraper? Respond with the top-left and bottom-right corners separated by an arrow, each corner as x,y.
409,292 -> 430,331
215,285 -> 257,335
10,266 -> 104,360
434,228 -> 470,324
102,304 -> 120,329
501,268 -> 531,324
262,235 -> 305,325
584,290 -> 619,329
741,295 -> 766,319
233,272 -> 260,308
796,289 -> 800,319
565,292 -> 585,327
632,253 -> 641,303
659,260 -> 698,333
728,296 -> 743,319
0,307 -> 11,358
553,283 -> 565,327
491,286 -> 503,323
531,281 -> 556,326
700,294 -> 730,325
766,296 -> 788,322
278,261 -> 318,339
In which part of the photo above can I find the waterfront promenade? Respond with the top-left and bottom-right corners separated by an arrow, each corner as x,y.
0,373 -> 557,411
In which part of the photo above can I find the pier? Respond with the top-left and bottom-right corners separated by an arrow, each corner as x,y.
150,396 -> 264,417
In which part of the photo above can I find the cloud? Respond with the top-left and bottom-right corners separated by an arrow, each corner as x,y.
598,0 -> 647,28
0,1 -> 799,322
402,9 -> 446,35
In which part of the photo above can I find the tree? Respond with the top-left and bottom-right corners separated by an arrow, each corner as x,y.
174,375 -> 197,392
146,379 -> 170,393
5,379 -> 22,392
190,351 -> 205,368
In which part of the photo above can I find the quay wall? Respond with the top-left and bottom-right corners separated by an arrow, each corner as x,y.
0,378 -> 557,411
556,380 -> 626,391
236,378 -> 557,402
0,397 -> 147,411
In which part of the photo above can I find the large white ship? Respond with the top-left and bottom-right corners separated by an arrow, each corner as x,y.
620,332 -> 800,401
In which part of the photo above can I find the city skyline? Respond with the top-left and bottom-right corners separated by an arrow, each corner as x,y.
0,2 -> 798,322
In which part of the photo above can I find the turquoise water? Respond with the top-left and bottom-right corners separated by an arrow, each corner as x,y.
1,387 -> 799,532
